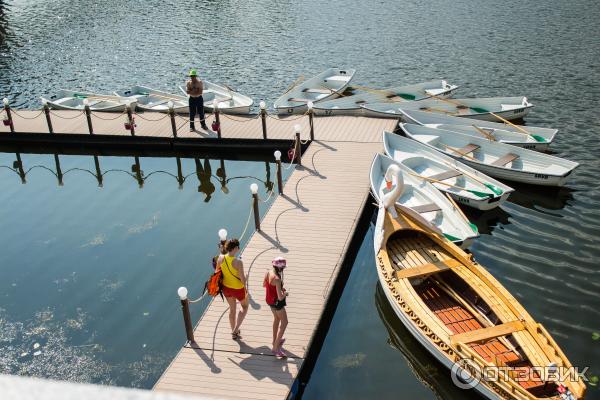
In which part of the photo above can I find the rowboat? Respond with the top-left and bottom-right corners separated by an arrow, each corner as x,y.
383,131 -> 514,210
371,153 -> 478,248
274,68 -> 356,114
373,195 -> 586,400
312,80 -> 459,116
399,109 -> 556,151
179,81 -> 253,114
41,90 -> 137,112
363,96 -> 533,121
114,86 -> 188,113
400,123 -> 578,187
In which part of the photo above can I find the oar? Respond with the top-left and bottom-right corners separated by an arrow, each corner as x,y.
444,192 -> 478,234
73,93 -> 125,101
283,75 -> 305,94
440,143 -> 479,161
353,84 -> 419,100
427,93 -> 546,143
435,144 -> 503,195
471,124 -> 497,141
408,171 -> 493,198
139,92 -> 184,102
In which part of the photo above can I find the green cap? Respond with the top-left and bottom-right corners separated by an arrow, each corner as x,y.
189,69 -> 197,77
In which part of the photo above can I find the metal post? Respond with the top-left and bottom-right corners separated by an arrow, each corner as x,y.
274,150 -> 283,195
307,101 -> 315,141
260,101 -> 267,139
168,102 -> 177,138
43,103 -> 54,134
177,287 -> 195,344
93,155 -> 103,187
126,103 -> 135,136
214,106 -> 222,139
3,98 -> 15,133
295,129 -> 302,166
84,101 -> 94,134
250,183 -> 260,231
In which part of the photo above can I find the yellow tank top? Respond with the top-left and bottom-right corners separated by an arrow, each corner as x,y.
221,255 -> 244,289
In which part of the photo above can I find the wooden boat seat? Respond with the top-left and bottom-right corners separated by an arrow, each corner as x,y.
427,170 -> 462,182
491,153 -> 519,167
395,259 -> 462,280
288,97 -> 311,103
302,88 -> 331,94
450,320 -> 526,344
451,143 -> 480,156
411,203 -> 442,214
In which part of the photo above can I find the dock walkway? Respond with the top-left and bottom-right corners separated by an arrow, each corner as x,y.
1,108 -> 396,399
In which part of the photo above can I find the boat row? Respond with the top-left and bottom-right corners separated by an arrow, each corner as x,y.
274,68 -> 535,123
370,93 -> 584,397
41,83 -> 253,114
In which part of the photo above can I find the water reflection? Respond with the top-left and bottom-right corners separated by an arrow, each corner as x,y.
462,206 -> 512,236
506,183 -> 574,211
375,284 -> 480,400
0,1 -> 7,45
0,152 -> 276,202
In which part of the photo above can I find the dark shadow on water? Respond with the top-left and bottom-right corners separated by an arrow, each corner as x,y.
505,182 -> 575,211
462,205 -> 512,236
375,284 -> 481,400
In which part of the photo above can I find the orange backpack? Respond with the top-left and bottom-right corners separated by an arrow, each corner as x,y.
204,269 -> 223,299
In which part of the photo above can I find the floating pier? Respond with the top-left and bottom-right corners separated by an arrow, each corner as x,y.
0,106 -> 396,399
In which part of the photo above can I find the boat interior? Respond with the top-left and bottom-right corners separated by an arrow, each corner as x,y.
386,229 -> 559,398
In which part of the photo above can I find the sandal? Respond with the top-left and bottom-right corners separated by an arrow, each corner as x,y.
273,349 -> 287,358
231,330 -> 242,340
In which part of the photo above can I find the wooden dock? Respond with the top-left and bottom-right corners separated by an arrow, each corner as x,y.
1,108 -> 397,399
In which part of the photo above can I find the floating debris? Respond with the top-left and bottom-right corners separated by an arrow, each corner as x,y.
331,352 -> 366,369
33,343 -> 40,349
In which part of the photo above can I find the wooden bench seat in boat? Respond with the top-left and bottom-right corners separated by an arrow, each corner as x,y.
450,320 -> 526,344
302,88 -> 332,94
288,97 -> 312,103
491,153 -> 520,167
450,143 -> 480,157
394,259 -> 462,280
427,169 -> 462,182
411,203 -> 442,214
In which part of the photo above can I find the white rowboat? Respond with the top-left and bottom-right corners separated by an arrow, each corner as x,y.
274,68 -> 356,114
179,81 -> 253,114
363,96 -> 533,121
400,123 -> 578,187
114,86 -> 187,113
399,109 -> 556,151
383,131 -> 514,210
41,90 -> 137,112
312,80 -> 459,116
371,153 -> 478,248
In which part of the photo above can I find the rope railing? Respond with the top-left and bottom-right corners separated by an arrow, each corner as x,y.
11,109 -> 45,120
219,113 -> 261,123
90,110 -> 127,121
49,109 -> 85,119
132,111 -> 170,122
238,199 -> 255,243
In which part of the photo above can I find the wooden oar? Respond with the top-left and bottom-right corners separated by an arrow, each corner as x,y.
139,92 -> 185,102
283,75 -> 305,94
471,124 -> 497,141
408,171 -> 493,198
440,143 -> 479,161
434,144 -> 503,195
73,94 -> 125,102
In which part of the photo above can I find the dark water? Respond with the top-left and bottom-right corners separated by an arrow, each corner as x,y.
1,0 -> 600,398
0,151 -> 290,386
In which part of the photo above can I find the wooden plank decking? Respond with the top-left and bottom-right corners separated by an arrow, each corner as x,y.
1,109 -> 397,399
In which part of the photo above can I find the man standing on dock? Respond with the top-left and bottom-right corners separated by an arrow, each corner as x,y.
186,69 -> 208,132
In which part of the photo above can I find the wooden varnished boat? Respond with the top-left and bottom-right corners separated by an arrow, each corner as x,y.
374,178 -> 586,399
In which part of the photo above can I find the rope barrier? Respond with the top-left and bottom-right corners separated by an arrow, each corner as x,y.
219,113 -> 260,123
11,109 -> 45,120
266,110 -> 309,121
91,110 -> 127,121
258,189 -> 275,203
49,110 -> 85,119
133,111 -> 170,122
238,200 -> 255,242
188,292 -> 208,304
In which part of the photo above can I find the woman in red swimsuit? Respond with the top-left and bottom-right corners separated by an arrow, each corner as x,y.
264,257 -> 288,357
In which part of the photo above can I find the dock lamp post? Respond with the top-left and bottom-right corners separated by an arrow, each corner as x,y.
83,99 -> 94,134
274,150 -> 283,195
177,286 -> 195,344
168,101 -> 177,138
307,101 -> 315,141
3,98 -> 15,133
294,124 -> 302,166
125,100 -> 135,136
250,183 -> 261,231
260,101 -> 268,139
40,98 -> 54,134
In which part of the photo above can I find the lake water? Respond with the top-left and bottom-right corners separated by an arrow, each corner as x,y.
1,0 -> 600,398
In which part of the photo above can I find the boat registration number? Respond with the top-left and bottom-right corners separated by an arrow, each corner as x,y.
534,174 -> 549,179
513,108 -> 525,114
